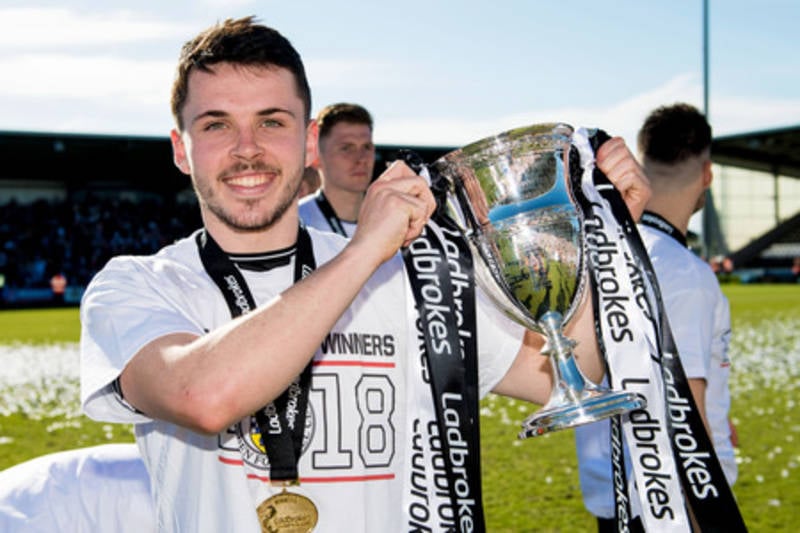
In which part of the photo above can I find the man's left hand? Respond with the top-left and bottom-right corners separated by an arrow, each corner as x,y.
596,136 -> 651,221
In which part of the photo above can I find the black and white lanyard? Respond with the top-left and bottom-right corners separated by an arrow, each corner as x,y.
314,190 -> 349,237
196,226 -> 316,482
639,211 -> 688,248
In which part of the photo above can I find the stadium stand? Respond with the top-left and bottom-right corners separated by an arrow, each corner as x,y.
1,127 -> 798,307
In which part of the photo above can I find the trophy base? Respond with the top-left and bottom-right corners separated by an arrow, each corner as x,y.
519,388 -> 645,439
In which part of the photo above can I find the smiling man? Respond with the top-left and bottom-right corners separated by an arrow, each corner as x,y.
79,16 -> 651,533
298,103 -> 376,236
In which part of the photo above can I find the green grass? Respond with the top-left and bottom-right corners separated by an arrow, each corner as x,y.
724,283 -> 800,320
0,307 -> 80,344
0,307 -> 134,468
481,283 -> 800,531
0,412 -> 135,469
1,284 -> 799,531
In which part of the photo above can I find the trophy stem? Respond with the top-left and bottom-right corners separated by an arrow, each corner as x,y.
540,312 -> 584,402
519,311 -> 646,439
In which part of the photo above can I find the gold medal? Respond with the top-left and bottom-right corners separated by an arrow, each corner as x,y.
257,489 -> 318,533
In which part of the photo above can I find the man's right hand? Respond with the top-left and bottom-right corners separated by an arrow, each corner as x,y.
349,160 -> 436,266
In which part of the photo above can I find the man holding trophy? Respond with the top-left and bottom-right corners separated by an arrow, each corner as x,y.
80,16 -> 662,533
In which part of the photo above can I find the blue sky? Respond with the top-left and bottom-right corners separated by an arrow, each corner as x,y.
1,0 -> 798,150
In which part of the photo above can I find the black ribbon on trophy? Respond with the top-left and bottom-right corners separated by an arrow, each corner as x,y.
571,129 -> 746,532
398,149 -> 485,532
396,123 -> 746,532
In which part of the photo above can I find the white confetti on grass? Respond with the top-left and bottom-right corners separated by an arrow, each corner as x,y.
727,316 -> 800,394
479,315 -> 800,517
482,317 -> 800,421
0,316 -> 797,426
0,342 -> 81,419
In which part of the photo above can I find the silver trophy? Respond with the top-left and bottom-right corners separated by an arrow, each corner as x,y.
431,123 -> 646,438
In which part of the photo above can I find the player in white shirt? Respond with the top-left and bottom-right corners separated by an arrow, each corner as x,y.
80,16 -> 651,532
82,226 -> 524,532
575,103 -> 736,532
298,103 -> 375,237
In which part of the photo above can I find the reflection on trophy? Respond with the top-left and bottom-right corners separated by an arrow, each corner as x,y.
431,123 -> 646,438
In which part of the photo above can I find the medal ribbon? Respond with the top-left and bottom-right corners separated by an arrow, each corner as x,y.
639,211 -> 688,248
196,226 -> 316,482
572,129 -> 746,532
314,190 -> 349,236
399,150 -> 485,532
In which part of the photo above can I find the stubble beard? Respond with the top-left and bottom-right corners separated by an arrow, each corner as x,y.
195,163 -> 303,233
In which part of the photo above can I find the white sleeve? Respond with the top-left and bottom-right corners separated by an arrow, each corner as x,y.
663,283 -> 715,380
80,256 -> 206,424
476,288 -> 525,397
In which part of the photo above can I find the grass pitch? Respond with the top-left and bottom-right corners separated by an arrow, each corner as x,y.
1,283 -> 798,531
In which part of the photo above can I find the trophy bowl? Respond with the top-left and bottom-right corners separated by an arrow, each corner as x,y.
430,123 -> 646,438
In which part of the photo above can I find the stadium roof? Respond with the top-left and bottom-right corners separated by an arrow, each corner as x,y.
0,130 -> 184,193
711,124 -> 800,179
0,130 -> 453,195
708,124 -> 800,268
2,125 -> 798,190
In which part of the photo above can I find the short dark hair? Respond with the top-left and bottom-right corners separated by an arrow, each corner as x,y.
316,103 -> 373,141
637,103 -> 712,164
171,16 -> 311,130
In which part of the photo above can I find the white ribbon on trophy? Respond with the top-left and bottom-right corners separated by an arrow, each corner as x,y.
573,128 -> 690,531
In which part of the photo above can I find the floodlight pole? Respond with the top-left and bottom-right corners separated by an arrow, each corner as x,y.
703,0 -> 709,118
701,0 -> 712,259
